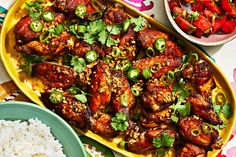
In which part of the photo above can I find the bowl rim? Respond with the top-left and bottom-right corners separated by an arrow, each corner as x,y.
163,0 -> 236,46
0,101 -> 87,157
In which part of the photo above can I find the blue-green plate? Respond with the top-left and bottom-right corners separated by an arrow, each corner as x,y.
0,101 -> 86,157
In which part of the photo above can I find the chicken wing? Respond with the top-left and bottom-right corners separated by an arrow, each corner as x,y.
15,31 -> 73,55
41,92 -> 90,129
111,71 -> 135,113
89,62 -> 112,114
132,55 -> 182,79
182,60 -> 212,85
90,112 -> 118,137
142,79 -> 174,112
177,143 -> 207,157
188,94 -> 222,125
197,77 -> 216,100
14,16 -> 41,44
163,40 -> 183,58
103,5 -> 129,25
32,62 -> 77,88
137,28 -> 169,49
55,0 -> 106,19
179,117 -> 220,149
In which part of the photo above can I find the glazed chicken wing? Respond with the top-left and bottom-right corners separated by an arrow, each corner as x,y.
14,16 -> 41,44
132,56 -> 182,79
90,112 -> 118,137
188,94 -> 222,125
182,60 -> 212,85
89,62 -> 112,114
103,4 -> 129,25
15,31 -> 73,55
32,62 -> 77,88
111,71 -> 135,113
179,117 -> 220,149
55,0 -> 106,19
163,40 -> 183,58
137,28 -> 169,49
41,92 -> 90,129
197,77 -> 216,100
177,143 -> 207,157
142,79 -> 174,112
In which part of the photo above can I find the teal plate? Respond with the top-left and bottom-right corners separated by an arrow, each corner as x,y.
0,101 -> 87,157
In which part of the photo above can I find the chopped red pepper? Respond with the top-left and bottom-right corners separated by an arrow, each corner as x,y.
192,0 -> 205,12
220,18 -> 236,34
194,28 -> 204,38
192,14 -> 212,32
175,15 -> 197,34
173,7 -> 187,18
200,0 -> 222,14
212,16 -> 227,33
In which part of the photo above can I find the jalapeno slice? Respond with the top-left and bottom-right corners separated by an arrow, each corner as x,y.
120,93 -> 129,107
142,68 -> 152,79
127,68 -> 140,81
42,11 -> 55,22
154,38 -> 166,52
85,50 -> 98,63
131,86 -> 141,97
29,20 -> 42,32
75,4 -> 87,19
122,19 -> 130,32
49,90 -> 63,104
77,25 -> 86,34
114,59 -> 131,71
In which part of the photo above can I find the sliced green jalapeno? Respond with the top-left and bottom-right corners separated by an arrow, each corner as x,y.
127,68 -> 140,82
131,86 -> 141,97
77,25 -> 86,34
114,59 -> 131,71
75,4 -> 87,19
122,19 -> 130,32
29,20 -> 42,32
154,38 -> 166,52
85,50 -> 98,63
49,90 -> 63,104
42,11 -> 55,22
142,68 -> 152,79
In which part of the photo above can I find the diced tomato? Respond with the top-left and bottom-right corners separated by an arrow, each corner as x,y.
203,9 -> 214,19
200,0 -> 222,14
192,14 -> 212,32
212,16 -> 227,33
221,18 -> 236,33
221,0 -> 232,12
192,0 -> 205,12
175,15 -> 197,33
169,1 -> 180,11
173,7 -> 187,18
180,0 -> 195,4
194,28 -> 204,38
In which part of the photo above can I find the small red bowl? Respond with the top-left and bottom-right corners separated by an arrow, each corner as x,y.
164,0 -> 236,46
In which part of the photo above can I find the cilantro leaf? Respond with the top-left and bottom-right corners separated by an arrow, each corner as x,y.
84,33 -> 96,45
213,103 -> 221,117
153,137 -> 162,148
153,133 -> 175,149
155,148 -> 169,157
221,103 -> 233,119
87,19 -> 106,35
25,2 -> 43,19
75,94 -> 87,103
106,36 -> 118,47
111,112 -> 129,131
176,102 -> 191,117
71,56 -> 86,72
107,24 -> 121,35
130,16 -> 147,32
213,121 -> 227,130
98,30 -> 109,45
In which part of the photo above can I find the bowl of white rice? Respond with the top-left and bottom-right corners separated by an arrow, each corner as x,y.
0,101 -> 86,157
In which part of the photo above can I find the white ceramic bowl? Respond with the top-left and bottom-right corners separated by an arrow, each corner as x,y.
164,0 -> 236,46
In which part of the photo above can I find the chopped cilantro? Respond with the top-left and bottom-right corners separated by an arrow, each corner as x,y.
176,102 -> 191,117
25,2 -> 43,19
107,24 -> 121,35
213,103 -> 233,119
111,112 -> 129,131
98,30 -> 109,45
221,103 -> 233,119
213,121 -> 227,130
187,11 -> 199,23
130,16 -> 147,32
75,94 -> 87,103
87,19 -> 105,35
71,56 -> 86,72
106,36 -> 118,47
153,132 -> 175,149
84,32 -> 96,44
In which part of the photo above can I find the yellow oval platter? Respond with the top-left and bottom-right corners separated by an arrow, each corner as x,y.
0,0 -> 236,156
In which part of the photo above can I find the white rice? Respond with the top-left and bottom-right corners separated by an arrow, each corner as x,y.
0,118 -> 66,157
